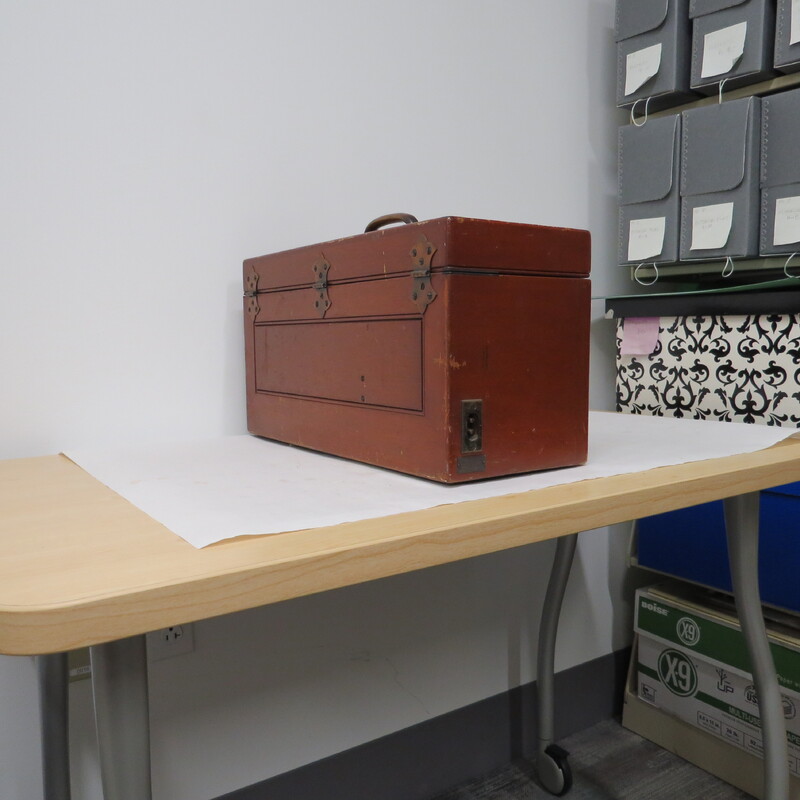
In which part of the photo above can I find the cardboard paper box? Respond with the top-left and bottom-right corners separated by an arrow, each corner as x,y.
624,584 -> 800,798
623,636 -> 800,799
634,586 -> 800,773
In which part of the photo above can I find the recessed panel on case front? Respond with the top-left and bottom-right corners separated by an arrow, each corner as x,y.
254,318 -> 423,411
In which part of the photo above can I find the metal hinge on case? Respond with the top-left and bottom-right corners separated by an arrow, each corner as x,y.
410,236 -> 438,313
244,265 -> 260,319
312,256 -> 331,318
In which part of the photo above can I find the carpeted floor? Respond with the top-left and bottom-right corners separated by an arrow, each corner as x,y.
430,719 -> 753,799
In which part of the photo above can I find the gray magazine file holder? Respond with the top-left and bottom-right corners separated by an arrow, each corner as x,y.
760,87 -> 800,255
618,114 -> 682,266
680,95 -> 761,261
615,0 -> 695,111
775,0 -> 800,74
689,0 -> 776,94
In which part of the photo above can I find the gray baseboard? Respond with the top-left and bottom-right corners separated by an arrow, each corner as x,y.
215,647 -> 631,800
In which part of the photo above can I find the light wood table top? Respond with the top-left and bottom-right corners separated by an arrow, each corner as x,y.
3,438 -> 800,656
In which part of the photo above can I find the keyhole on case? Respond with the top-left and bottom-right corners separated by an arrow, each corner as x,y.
465,413 -> 479,443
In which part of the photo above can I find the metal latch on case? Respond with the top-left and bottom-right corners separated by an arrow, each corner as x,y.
410,237 -> 438,313
312,257 -> 331,318
458,400 -> 485,475
244,265 -> 260,319
461,400 -> 483,453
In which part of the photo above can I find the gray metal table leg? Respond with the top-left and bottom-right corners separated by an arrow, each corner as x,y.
536,532 -> 578,796
89,635 -> 152,800
724,493 -> 789,800
37,653 -> 71,800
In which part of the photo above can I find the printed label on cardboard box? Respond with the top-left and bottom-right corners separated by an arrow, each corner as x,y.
637,635 -> 800,773
635,587 -> 800,771
635,590 -> 800,695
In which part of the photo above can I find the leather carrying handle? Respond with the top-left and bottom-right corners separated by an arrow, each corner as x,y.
364,213 -> 418,233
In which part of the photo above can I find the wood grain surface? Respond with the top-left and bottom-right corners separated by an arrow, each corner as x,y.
2,438 -> 800,655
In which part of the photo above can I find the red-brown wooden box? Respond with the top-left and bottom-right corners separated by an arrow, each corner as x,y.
243,215 -> 591,483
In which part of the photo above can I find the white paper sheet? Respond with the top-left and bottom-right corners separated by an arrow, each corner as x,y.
701,22 -> 747,78
628,217 -> 666,261
773,195 -> 800,247
63,413 -> 796,548
625,43 -> 662,96
691,202 -> 734,250
792,0 -> 800,46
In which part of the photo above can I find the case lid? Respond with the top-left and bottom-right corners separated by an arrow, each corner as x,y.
618,115 -> 680,205
690,0 -> 748,18
244,216 -> 591,292
761,89 -> 800,188
615,0 -> 669,42
681,96 -> 758,196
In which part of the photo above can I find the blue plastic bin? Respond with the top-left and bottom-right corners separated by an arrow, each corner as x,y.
637,482 -> 800,613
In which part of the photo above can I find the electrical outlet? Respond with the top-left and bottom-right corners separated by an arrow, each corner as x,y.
147,623 -> 195,661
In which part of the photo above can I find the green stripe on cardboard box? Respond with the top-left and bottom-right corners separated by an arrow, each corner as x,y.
642,676 -> 800,747
696,691 -> 762,728
638,662 -> 659,681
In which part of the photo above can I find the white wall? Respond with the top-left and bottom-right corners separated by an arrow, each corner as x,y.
0,2 -> 631,798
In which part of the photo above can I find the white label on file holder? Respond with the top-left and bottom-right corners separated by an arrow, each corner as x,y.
628,217 -> 666,261
691,202 -> 734,250
774,196 -> 800,246
701,22 -> 748,78
792,0 -> 800,46
625,43 -> 662,96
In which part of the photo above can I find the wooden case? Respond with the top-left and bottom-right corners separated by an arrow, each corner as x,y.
243,215 -> 591,483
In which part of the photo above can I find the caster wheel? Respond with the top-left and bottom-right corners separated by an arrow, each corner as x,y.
536,744 -> 573,796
